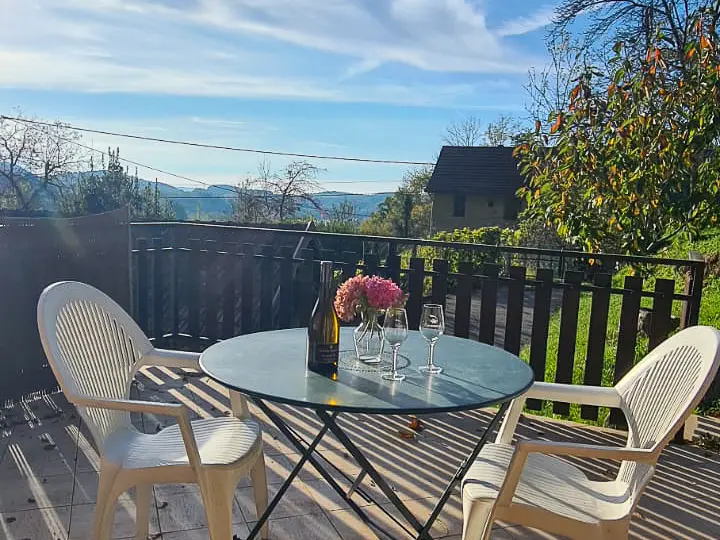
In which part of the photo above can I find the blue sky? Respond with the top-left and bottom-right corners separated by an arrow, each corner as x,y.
0,0 -> 557,193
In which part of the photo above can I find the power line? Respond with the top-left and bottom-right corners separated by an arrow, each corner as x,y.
2,115 -> 435,166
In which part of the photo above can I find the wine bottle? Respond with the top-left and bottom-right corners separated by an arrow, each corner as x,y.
307,261 -> 339,378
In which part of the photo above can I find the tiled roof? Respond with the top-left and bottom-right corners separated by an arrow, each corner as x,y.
426,146 -> 523,195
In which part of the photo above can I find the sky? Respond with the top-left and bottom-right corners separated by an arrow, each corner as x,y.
0,0 -> 557,194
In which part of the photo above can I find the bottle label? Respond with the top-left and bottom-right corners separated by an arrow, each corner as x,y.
312,343 -> 339,365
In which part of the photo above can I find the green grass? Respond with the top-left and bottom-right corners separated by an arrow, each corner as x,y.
519,228 -> 720,425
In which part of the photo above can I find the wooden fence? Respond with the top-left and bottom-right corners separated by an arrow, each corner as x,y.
132,223 -> 706,424
0,208 -> 131,403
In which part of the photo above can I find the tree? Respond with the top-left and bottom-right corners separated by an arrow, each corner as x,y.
58,148 -> 175,219
0,113 -> 83,211
525,29 -> 591,122
554,0 -> 720,69
484,115 -> 524,146
232,160 -> 324,223
321,200 -> 361,233
515,23 -> 720,255
360,167 -> 433,238
442,116 -> 484,146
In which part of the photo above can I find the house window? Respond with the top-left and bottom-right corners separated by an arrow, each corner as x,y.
453,194 -> 466,217
487,199 -> 495,208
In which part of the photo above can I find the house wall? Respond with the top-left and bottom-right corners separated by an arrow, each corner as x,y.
431,193 -> 517,232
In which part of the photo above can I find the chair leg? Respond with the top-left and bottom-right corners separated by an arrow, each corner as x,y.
462,497 -> 495,540
135,483 -> 152,540
200,471 -> 237,540
250,452 -> 269,540
93,467 -> 120,540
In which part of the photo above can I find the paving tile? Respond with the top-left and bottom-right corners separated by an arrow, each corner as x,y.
0,470 -> 76,512
236,481 -> 322,521
162,523 -> 250,539
155,484 -> 246,533
0,505 -> 71,540
0,422 -> 81,479
247,512 -> 342,540
68,495 -> 161,539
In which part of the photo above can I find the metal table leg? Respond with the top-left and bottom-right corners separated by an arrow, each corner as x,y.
247,399 -> 398,540
249,400 -> 509,540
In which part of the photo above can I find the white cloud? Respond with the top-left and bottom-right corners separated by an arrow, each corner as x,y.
496,4 -> 556,37
0,0 -> 547,106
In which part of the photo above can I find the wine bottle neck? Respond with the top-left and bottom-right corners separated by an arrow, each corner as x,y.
318,262 -> 333,304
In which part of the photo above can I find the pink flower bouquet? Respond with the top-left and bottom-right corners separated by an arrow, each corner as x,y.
334,274 -> 406,321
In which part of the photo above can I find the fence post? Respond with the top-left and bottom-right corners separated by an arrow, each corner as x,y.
680,251 -> 705,328
152,238 -> 164,340
527,268 -> 553,411
431,259 -> 449,309
453,261 -> 474,338
260,245 -> 274,331
221,242 -> 237,339
581,273 -> 612,421
240,243 -> 255,334
478,264 -> 500,345
503,266 -> 526,355
553,270 -> 583,416
187,239 -> 201,339
407,257 -> 426,330
136,238 -> 149,335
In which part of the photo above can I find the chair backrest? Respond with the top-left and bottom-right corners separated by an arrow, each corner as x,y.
37,281 -> 153,447
615,325 -> 720,497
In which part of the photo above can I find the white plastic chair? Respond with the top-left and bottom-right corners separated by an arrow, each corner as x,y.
37,281 -> 269,540
462,325 -> 720,540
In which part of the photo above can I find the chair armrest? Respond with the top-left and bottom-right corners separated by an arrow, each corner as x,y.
526,382 -> 621,407
517,440 -> 656,462
496,383 -> 622,444
71,394 -> 204,472
141,348 -> 201,370
72,395 -> 187,417
496,439 -> 655,507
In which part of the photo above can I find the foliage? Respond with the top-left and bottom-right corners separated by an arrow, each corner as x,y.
0,113 -> 84,211
232,160 -> 324,223
58,148 -> 175,219
554,0 -> 720,69
320,200 -> 360,233
516,25 -> 720,256
360,167 -> 433,238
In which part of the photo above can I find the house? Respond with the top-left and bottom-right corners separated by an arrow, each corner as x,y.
426,146 -> 524,232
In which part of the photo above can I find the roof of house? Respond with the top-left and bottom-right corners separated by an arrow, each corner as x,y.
425,146 -> 523,195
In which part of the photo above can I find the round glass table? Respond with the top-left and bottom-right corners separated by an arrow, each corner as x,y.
200,327 -> 533,539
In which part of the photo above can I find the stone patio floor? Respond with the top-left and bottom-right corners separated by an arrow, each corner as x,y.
2,365 -> 720,540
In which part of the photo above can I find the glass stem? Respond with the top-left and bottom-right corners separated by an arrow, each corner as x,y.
392,346 -> 399,375
428,341 -> 436,368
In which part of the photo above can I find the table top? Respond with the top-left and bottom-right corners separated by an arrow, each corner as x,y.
200,328 -> 534,414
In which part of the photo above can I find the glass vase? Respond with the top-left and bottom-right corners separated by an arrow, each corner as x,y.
354,310 -> 384,364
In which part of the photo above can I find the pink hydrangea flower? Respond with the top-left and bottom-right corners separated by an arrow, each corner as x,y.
333,274 -> 405,322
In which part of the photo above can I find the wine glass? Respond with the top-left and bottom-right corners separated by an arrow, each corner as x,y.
382,307 -> 408,382
419,304 -> 444,374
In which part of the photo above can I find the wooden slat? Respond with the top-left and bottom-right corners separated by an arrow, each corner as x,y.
152,238 -> 165,340
204,241 -> 220,341
386,254 -> 401,284
454,261 -> 474,338
649,278 -> 675,351
609,275 -> 643,426
431,259 -> 449,308
526,268 -> 553,411
581,273 -> 612,421
259,245 -> 274,331
240,243 -> 255,334
221,243 -> 237,339
136,238 -> 149,334
171,246 -> 180,336
341,251 -> 359,283
407,257 -> 425,330
553,270 -> 583,416
295,249 -> 315,327
503,266 -> 526,355
187,238 -> 201,338
278,252 -> 294,329
478,264 -> 500,345
364,253 -> 379,276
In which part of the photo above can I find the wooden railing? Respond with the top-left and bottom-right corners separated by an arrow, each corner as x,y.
131,222 -> 706,424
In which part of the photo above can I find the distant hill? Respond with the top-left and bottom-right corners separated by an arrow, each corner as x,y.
0,165 -> 391,221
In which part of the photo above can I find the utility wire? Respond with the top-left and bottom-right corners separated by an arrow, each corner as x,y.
2,115 -> 435,166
